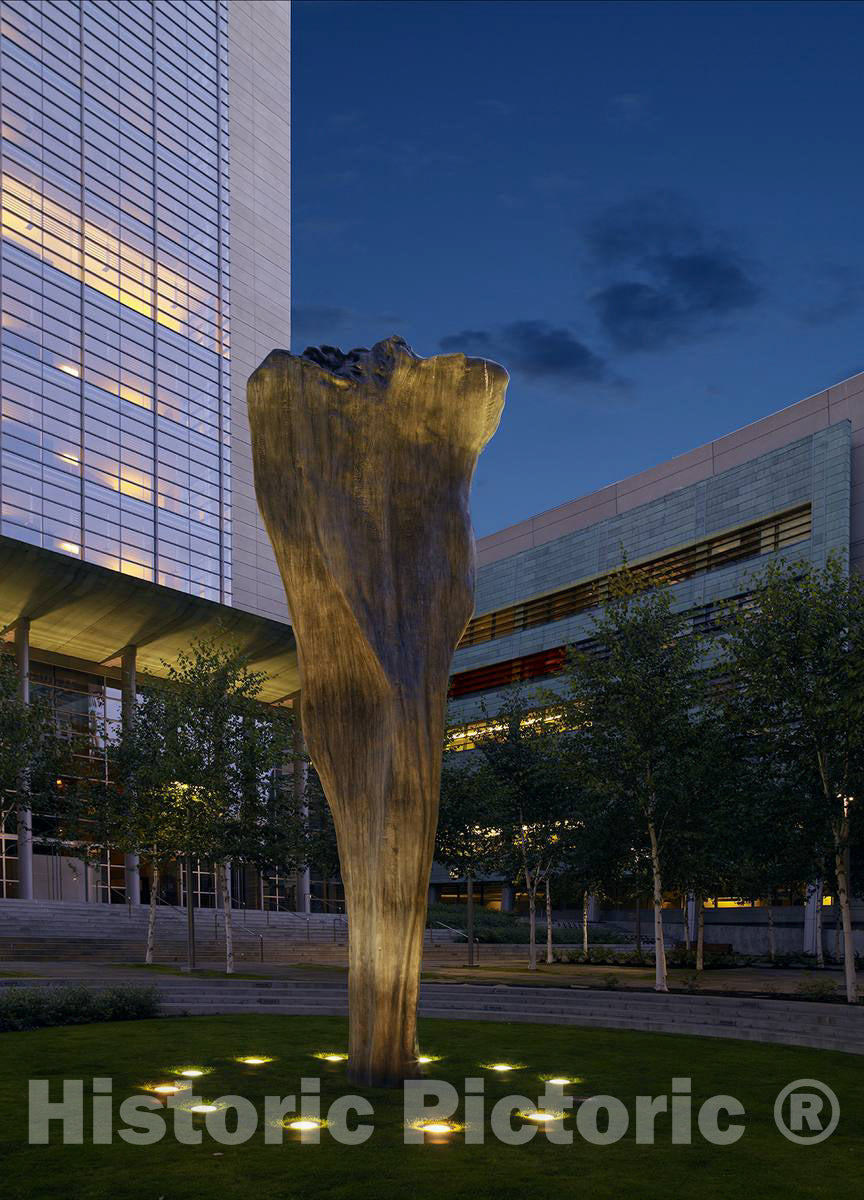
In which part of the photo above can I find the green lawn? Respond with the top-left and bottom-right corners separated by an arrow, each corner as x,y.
1,1015 -> 861,1200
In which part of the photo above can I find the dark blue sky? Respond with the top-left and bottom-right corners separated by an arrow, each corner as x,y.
292,0 -> 864,536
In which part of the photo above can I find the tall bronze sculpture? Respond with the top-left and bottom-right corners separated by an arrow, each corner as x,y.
248,336 -> 506,1085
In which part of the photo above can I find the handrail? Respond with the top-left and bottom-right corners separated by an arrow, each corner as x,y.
430,919 -> 469,940
228,912 -> 265,963
306,894 -> 347,916
427,920 -> 479,962
107,885 -> 132,917
154,896 -> 189,922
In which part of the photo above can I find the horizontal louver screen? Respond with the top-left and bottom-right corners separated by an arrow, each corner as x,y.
449,591 -> 753,700
459,504 -> 811,649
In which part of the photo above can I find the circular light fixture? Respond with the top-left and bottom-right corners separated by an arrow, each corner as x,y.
490,1063 -> 516,1072
287,1118 -> 322,1131
420,1122 -> 453,1134
151,1084 -> 180,1094
190,1104 -> 218,1114
237,1056 -> 271,1065
546,1077 -> 571,1086
417,1056 -> 436,1064
314,1052 -> 348,1063
525,1110 -> 555,1122
179,1069 -> 204,1078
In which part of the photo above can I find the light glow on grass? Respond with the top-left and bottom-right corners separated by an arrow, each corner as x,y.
416,1055 -> 441,1064
285,1118 -> 325,1131
149,1084 -> 181,1095
407,1118 -> 464,1135
189,1104 -> 219,1114
518,1109 -> 565,1123
313,1052 -> 348,1063
483,1062 -> 524,1073
542,1076 -> 582,1086
236,1056 -> 273,1065
178,1069 -> 207,1078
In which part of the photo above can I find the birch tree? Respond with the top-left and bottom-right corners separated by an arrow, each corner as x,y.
114,636 -> 297,972
471,688 -> 576,970
437,750 -> 506,966
722,556 -> 864,1003
565,565 -> 705,992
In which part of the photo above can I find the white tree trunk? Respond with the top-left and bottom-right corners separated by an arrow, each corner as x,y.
528,886 -> 537,971
647,818 -> 667,992
834,822 -> 858,1004
682,895 -> 691,954
221,863 -> 234,975
815,892 -> 825,968
696,894 -> 705,972
145,864 -> 159,965
466,874 -> 475,968
635,895 -> 643,958
582,890 -> 589,957
767,903 -> 776,963
545,877 -> 553,965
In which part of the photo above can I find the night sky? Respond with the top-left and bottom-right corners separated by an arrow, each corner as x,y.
291,0 -> 864,536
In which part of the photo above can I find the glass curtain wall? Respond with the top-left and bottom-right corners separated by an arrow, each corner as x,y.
0,0 -> 232,602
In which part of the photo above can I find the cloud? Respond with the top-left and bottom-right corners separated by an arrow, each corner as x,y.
291,304 -> 406,351
798,265 -> 864,325
291,305 -> 354,337
607,92 -> 652,130
346,141 -> 464,177
478,98 -> 514,117
439,320 -> 608,385
586,192 -> 701,264
293,215 -> 355,243
586,194 -> 761,351
325,109 -> 363,130
532,172 -> 582,197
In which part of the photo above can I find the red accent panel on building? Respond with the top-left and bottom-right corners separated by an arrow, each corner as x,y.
448,646 -> 567,699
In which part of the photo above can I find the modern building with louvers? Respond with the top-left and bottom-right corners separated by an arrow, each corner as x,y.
436,371 -> 862,936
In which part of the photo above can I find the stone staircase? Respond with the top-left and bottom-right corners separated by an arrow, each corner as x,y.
0,899 -> 474,965
0,898 -> 350,964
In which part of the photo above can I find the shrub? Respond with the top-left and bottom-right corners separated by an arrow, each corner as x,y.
0,984 -> 159,1032
426,904 -> 631,946
794,974 -> 840,1002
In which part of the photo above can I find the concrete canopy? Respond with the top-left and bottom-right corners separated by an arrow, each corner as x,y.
0,536 -> 299,703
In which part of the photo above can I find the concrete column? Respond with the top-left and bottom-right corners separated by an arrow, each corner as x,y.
500,882 -> 515,913
803,882 -> 822,955
120,646 -> 141,904
686,893 -> 697,943
15,620 -> 33,901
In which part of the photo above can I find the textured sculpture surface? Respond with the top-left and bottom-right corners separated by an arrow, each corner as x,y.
248,336 -> 506,1085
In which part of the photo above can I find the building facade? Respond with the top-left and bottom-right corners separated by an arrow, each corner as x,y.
0,0 -> 296,905
450,376 -> 859,725
436,371 -> 864,946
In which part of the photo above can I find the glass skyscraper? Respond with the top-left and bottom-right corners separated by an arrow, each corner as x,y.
1,0 -> 232,598
0,0 -> 294,904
